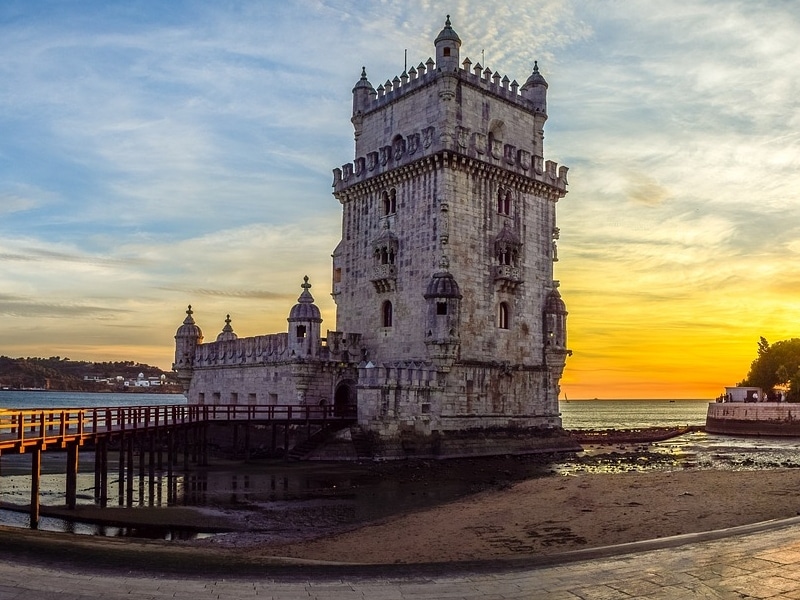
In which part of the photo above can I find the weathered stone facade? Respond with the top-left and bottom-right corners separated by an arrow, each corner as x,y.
173,17 -> 572,457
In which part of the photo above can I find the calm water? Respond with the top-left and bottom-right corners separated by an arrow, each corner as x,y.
0,390 -> 186,409
560,399 -> 710,429
0,392 -> 708,429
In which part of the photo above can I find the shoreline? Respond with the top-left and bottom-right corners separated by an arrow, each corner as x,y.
2,467 -> 800,572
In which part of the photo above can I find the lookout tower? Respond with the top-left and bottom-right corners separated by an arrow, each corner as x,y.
331,17 -> 570,439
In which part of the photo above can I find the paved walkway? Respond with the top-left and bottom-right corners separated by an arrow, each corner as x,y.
3,519 -> 800,599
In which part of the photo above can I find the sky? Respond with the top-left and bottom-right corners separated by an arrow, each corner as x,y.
1,1 -> 799,400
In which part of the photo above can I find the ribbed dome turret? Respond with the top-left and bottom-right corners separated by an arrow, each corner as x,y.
523,61 -> 548,88
175,305 -> 203,340
434,15 -> 461,71
521,61 -> 548,114
434,14 -> 461,45
216,314 -> 238,342
545,286 -> 567,315
288,276 -> 322,322
352,66 -> 374,93
424,271 -> 462,299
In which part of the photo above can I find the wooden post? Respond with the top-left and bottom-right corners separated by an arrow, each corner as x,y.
203,424 -> 209,467
126,436 -> 134,507
30,445 -> 41,529
148,433 -> 156,506
183,427 -> 190,470
118,435 -> 126,506
99,438 -> 108,508
65,442 -> 78,510
138,436 -> 145,505
167,429 -> 175,505
94,442 -> 101,503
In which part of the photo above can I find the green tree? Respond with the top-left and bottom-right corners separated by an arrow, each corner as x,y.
740,337 -> 800,401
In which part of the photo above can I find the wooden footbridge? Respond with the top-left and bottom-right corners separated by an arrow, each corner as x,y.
0,403 -> 356,528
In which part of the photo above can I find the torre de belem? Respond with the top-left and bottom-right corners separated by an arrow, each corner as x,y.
173,17 -> 574,458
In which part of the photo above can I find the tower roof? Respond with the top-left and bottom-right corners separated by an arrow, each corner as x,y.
424,271 -> 462,299
545,285 -> 567,315
434,15 -> 461,45
352,66 -> 375,92
216,314 -> 238,342
175,305 -> 203,339
522,61 -> 548,89
288,276 -> 322,322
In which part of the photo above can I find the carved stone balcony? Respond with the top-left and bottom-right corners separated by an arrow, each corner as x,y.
371,264 -> 397,292
492,264 -> 522,292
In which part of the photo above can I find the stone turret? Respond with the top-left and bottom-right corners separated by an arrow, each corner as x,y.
543,282 -> 567,350
216,314 -> 238,342
521,61 -> 548,115
424,267 -> 462,364
173,305 -> 203,392
434,15 -> 461,72
351,67 -> 375,142
287,276 -> 322,357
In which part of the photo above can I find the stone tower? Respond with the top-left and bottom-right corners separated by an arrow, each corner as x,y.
331,17 -> 570,442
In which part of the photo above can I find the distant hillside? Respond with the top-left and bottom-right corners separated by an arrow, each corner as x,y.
0,356 -> 177,392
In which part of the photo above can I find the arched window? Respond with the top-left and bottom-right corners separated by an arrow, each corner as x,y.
498,302 -> 510,329
382,301 -> 393,327
497,189 -> 511,215
296,325 -> 306,340
382,188 -> 397,215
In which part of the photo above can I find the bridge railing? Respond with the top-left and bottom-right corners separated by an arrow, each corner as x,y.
0,403 -> 357,451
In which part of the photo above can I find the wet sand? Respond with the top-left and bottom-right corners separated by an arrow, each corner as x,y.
3,457 -> 800,568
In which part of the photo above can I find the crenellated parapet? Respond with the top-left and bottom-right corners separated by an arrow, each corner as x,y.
188,330 -> 364,370
192,333 -> 289,367
334,150 -> 568,200
353,56 -> 546,119
358,360 -> 439,389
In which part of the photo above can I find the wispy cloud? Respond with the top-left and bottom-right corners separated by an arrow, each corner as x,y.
1,1 -> 798,397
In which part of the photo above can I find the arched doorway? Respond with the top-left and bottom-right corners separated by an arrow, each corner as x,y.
334,379 -> 357,417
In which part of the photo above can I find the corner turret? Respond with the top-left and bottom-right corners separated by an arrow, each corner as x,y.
351,67 -> 375,141
521,61 -> 548,115
434,15 -> 461,72
543,282 -> 568,351
173,305 -> 203,392
216,314 -> 238,342
424,265 -> 462,364
287,276 -> 322,357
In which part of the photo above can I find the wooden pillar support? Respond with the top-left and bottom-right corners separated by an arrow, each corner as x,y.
118,436 -> 126,506
99,438 -> 108,508
65,442 -> 79,510
30,445 -> 42,529
126,436 -> 134,507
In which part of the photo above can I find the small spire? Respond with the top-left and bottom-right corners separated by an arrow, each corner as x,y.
183,305 -> 195,324
360,66 -> 367,79
533,60 -> 540,74
301,275 -> 311,291
445,14 -> 451,27
224,314 -> 232,330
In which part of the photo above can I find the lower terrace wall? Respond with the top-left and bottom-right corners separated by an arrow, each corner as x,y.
706,402 -> 800,436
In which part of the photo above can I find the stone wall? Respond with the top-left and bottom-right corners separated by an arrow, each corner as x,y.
706,402 -> 800,436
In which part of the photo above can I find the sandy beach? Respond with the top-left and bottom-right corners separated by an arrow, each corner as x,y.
247,468 -> 800,564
